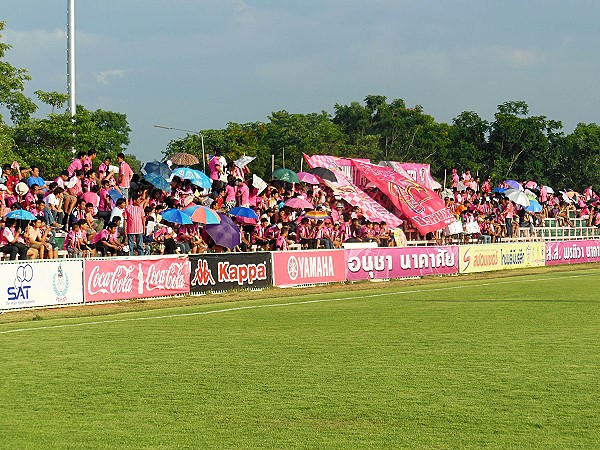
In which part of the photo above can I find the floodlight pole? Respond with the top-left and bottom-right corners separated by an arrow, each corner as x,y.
67,0 -> 76,117
154,125 -> 205,172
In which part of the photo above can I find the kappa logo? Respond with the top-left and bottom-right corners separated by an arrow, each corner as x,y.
191,260 -> 216,286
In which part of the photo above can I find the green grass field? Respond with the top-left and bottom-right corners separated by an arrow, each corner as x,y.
2,267 -> 600,449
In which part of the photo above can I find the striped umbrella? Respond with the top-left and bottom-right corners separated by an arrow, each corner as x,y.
304,210 -> 330,220
183,205 -> 221,224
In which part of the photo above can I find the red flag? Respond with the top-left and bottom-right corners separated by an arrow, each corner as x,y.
304,154 -> 402,228
352,160 -> 455,234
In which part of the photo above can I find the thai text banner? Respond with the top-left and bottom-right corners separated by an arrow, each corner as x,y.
345,246 -> 459,281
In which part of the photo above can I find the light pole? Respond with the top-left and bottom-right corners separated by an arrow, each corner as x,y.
154,125 -> 205,172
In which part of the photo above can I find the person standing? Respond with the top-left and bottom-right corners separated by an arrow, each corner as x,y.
117,152 -> 133,200
123,192 -> 147,256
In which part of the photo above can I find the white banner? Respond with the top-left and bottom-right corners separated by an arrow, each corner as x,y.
0,260 -> 84,310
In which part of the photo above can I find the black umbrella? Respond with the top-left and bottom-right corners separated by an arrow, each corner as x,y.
308,167 -> 337,182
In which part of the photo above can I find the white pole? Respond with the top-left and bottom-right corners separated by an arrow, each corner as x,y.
67,0 -> 76,117
200,134 -> 205,172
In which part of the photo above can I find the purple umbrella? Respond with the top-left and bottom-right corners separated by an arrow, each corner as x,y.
204,213 -> 241,249
505,179 -> 523,191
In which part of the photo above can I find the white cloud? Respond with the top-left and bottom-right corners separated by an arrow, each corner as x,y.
96,69 -> 128,85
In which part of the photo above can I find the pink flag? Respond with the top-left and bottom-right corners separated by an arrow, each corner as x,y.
304,154 -> 402,228
352,160 -> 455,234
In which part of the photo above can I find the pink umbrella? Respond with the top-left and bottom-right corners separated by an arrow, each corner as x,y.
525,181 -> 537,189
297,172 -> 320,185
284,197 -> 314,209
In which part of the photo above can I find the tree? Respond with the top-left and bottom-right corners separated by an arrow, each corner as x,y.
0,21 -> 37,124
487,101 -> 562,183
34,90 -> 69,114
446,111 -> 489,176
558,123 -> 600,190
12,106 -> 131,177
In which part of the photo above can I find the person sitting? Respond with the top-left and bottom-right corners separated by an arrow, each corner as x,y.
0,218 -> 29,260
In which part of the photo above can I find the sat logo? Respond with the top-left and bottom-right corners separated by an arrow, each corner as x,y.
8,264 -> 33,301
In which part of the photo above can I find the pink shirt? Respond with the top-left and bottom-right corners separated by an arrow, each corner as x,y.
118,161 -> 133,188
208,157 -> 221,181
68,158 -> 83,176
124,204 -> 145,234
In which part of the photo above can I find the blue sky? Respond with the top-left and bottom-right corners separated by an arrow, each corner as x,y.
2,0 -> 600,161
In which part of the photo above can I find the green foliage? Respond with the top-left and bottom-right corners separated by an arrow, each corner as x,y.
0,21 -> 37,124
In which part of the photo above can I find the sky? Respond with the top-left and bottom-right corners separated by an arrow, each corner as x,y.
2,0 -> 600,162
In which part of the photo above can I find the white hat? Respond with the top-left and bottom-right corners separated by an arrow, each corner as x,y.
0,184 -> 7,191
15,182 -> 29,196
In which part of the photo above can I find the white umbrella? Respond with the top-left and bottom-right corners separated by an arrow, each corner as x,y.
506,189 -> 530,207
234,155 -> 256,168
543,185 -> 555,194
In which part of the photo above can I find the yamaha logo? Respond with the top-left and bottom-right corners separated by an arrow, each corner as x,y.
287,255 -> 299,280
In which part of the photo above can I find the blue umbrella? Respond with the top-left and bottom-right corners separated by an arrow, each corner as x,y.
143,172 -> 172,193
6,209 -> 38,221
141,161 -> 172,179
525,199 -> 542,213
492,187 -> 507,194
171,167 -> 212,189
108,188 -> 124,202
228,206 -> 258,219
161,208 -> 193,225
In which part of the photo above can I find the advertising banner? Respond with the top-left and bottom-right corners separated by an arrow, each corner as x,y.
189,252 -> 272,293
0,260 -> 84,310
352,159 -> 455,235
84,256 -> 190,302
545,240 -> 600,265
304,154 -> 402,228
345,246 -> 459,281
460,243 -> 546,274
272,249 -> 346,287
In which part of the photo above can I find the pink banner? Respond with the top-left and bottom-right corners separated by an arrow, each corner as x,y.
304,154 -> 402,228
352,160 -> 455,235
84,256 -> 190,302
272,250 -> 346,286
345,246 -> 459,281
545,240 -> 600,265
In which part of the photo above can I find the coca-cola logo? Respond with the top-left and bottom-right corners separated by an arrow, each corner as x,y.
145,262 -> 187,291
87,260 -> 188,297
87,264 -> 134,295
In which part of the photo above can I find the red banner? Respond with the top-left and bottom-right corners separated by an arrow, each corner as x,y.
84,256 -> 190,302
272,250 -> 346,287
304,154 -> 402,228
352,160 -> 455,234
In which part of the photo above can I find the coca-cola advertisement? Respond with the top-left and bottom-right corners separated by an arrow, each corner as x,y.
84,256 -> 190,302
272,250 -> 346,287
189,252 -> 272,294
345,246 -> 459,281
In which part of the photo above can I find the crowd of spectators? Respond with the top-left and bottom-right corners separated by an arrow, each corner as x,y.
1,150 -> 599,261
